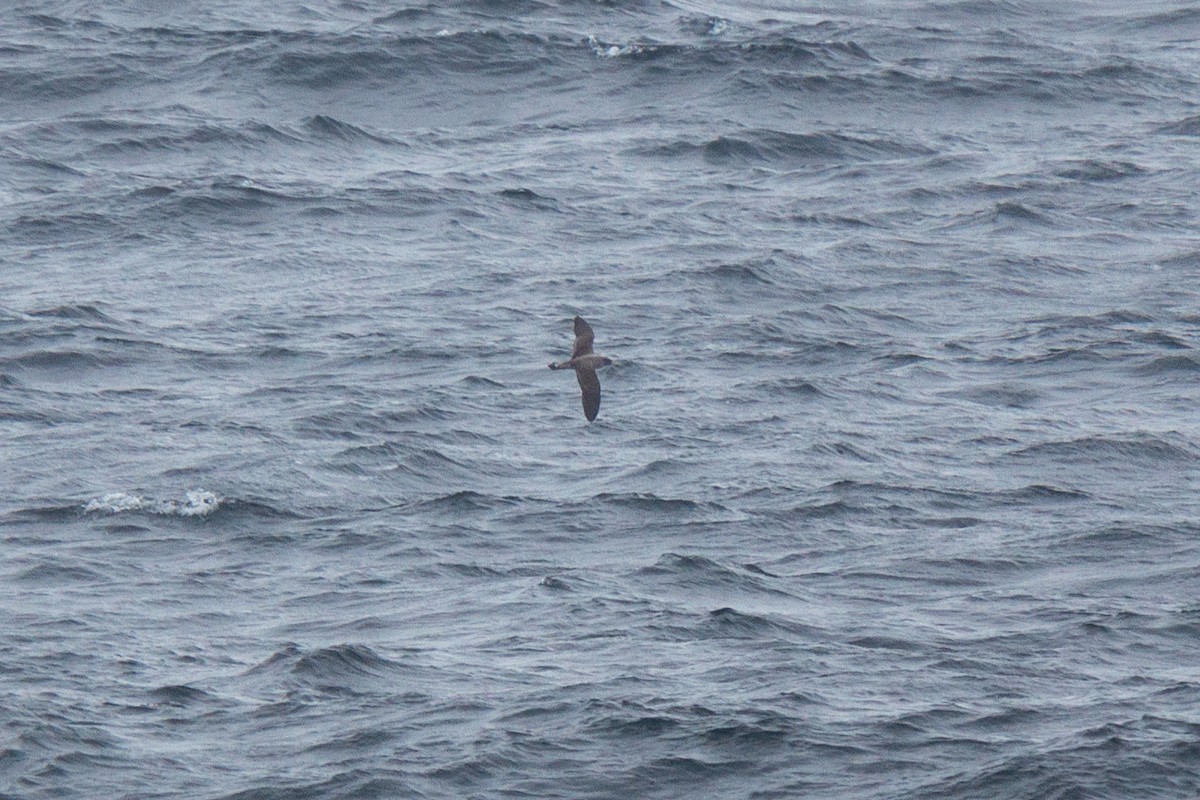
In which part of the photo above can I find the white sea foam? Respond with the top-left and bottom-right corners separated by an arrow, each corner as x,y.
84,490 -> 222,517
171,490 -> 222,517
84,492 -> 150,514
587,35 -> 656,58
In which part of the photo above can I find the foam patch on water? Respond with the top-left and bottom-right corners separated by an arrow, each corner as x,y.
84,490 -> 222,517
170,490 -> 222,517
587,35 -> 657,58
84,492 -> 150,514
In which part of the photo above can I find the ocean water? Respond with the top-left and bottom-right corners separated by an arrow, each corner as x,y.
2,1 -> 1200,797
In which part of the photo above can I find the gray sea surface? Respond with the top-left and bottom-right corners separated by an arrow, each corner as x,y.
2,1 -> 1200,798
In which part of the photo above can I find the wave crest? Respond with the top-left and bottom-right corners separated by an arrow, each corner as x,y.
84,490 -> 221,517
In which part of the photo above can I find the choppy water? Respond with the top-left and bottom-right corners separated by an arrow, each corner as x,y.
3,1 -> 1200,798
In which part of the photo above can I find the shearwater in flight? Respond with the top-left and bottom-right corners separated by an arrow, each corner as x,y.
549,315 -> 613,422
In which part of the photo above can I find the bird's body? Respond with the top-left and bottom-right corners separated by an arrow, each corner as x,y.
549,316 -> 612,422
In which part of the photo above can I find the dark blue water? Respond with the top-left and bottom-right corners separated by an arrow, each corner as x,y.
3,2 -> 1200,798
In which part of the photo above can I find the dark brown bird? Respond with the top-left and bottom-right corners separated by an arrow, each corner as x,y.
548,315 -> 613,422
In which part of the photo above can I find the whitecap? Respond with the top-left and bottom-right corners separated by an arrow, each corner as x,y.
173,490 -> 221,517
84,492 -> 149,513
707,18 -> 730,36
83,489 -> 221,517
587,34 -> 655,59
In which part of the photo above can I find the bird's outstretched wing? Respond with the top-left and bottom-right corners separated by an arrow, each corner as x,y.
576,365 -> 601,422
571,315 -> 595,358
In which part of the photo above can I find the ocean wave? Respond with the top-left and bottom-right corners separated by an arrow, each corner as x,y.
586,34 -> 678,60
631,128 -> 930,167
1056,521 -> 1191,550
1134,355 -> 1200,376
290,643 -> 404,681
0,9 -> 1177,124
236,643 -> 420,699
0,348 -> 121,372
700,606 -> 808,640
1114,6 -> 1200,33
626,754 -> 750,784
847,634 -> 927,652
770,479 -> 1058,521
262,29 -> 558,88
570,493 -> 746,523
1008,433 -> 1197,464
753,377 -> 828,397
83,490 -> 222,517
587,30 -> 873,69
1000,484 -> 1091,503
1016,309 -> 1154,335
697,260 -> 779,286
586,492 -> 711,512
950,384 -> 1041,408
15,560 -> 106,584
676,14 -> 733,38
301,114 -> 396,145
148,684 -> 213,707
66,116 -> 305,158
406,490 -> 522,513
585,701 -> 681,738
0,55 -> 144,102
927,0 -> 1039,19
1051,158 -> 1144,182
9,210 -> 127,245
496,187 -> 560,210
644,256 -> 808,298
636,553 -> 795,599
925,718 -> 1197,799
1157,114 -> 1200,135
761,498 -> 857,522
992,201 -> 1053,225
26,303 -> 117,322
906,555 -> 1032,586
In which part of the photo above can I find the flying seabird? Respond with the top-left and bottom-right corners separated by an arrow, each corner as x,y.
549,315 -> 613,422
